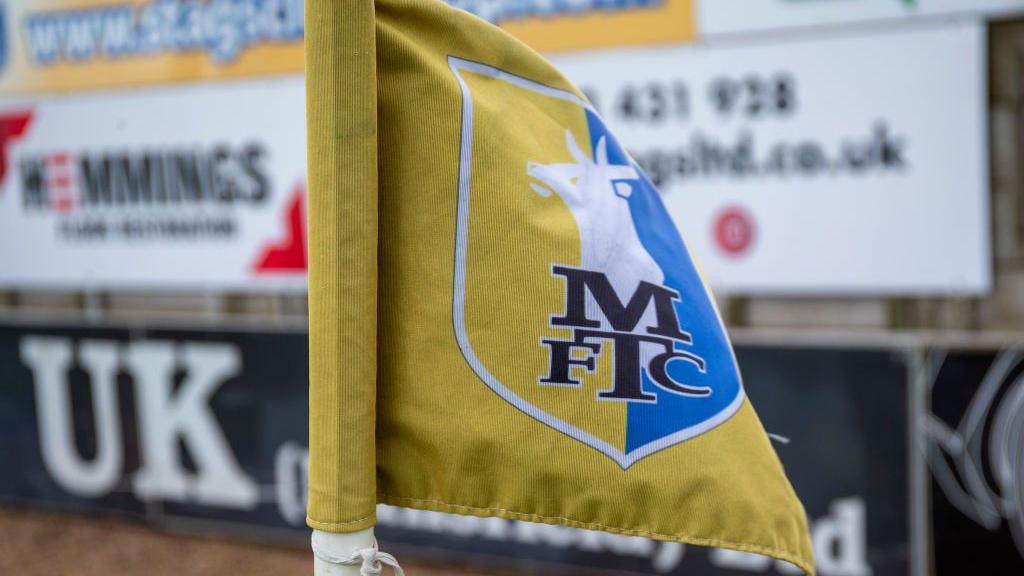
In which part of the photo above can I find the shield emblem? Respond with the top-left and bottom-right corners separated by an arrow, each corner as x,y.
449,57 -> 745,469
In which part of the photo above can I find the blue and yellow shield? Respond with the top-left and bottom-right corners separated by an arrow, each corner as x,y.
450,57 -> 744,469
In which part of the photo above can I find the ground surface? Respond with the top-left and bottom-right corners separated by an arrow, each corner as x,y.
0,508 -> 482,576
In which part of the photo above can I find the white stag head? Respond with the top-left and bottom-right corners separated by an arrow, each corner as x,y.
527,129 -> 638,206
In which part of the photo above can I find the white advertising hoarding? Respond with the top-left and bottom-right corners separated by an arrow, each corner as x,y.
0,77 -> 308,291
553,19 -> 989,294
0,19 -> 991,295
699,0 -> 1024,36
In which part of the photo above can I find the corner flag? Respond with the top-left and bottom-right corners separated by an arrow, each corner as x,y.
306,1 -> 814,572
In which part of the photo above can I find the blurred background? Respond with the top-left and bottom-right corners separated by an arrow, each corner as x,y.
1,0 -> 1023,575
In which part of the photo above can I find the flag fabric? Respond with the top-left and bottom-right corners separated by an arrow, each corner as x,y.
305,1 -> 814,572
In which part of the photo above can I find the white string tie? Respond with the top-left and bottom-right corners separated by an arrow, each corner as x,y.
312,537 -> 405,576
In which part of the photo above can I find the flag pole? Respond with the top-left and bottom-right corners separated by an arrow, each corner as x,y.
305,0 -> 382,573
311,527 -> 375,575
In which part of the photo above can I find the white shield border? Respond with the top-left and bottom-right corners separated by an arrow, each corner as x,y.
448,56 -> 746,470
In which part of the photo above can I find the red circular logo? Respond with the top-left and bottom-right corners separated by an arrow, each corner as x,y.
713,206 -> 755,257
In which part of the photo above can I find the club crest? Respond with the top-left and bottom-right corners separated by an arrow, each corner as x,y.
449,57 -> 744,469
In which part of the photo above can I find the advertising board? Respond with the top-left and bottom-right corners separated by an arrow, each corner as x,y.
700,0 -> 1024,37
553,20 -> 989,294
0,321 -> 913,575
926,349 -> 1024,574
0,77 -> 308,290
0,0 -> 699,95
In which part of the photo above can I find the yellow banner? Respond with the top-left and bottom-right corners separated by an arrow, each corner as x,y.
305,1 -> 813,573
488,0 -> 696,53
0,0 -> 695,95
0,0 -> 304,95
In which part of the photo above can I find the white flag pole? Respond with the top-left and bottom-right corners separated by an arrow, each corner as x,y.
312,528 -> 374,576
312,527 -> 403,576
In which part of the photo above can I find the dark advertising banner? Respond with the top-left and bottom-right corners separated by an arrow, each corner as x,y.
0,322 -> 308,533
926,350 -> 1024,575
0,322 -> 911,575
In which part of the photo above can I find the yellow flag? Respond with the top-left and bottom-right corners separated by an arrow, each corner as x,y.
306,1 -> 814,572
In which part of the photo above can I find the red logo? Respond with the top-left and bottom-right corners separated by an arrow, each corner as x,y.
253,183 -> 307,274
0,110 -> 32,186
44,152 -> 76,213
713,206 -> 755,257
